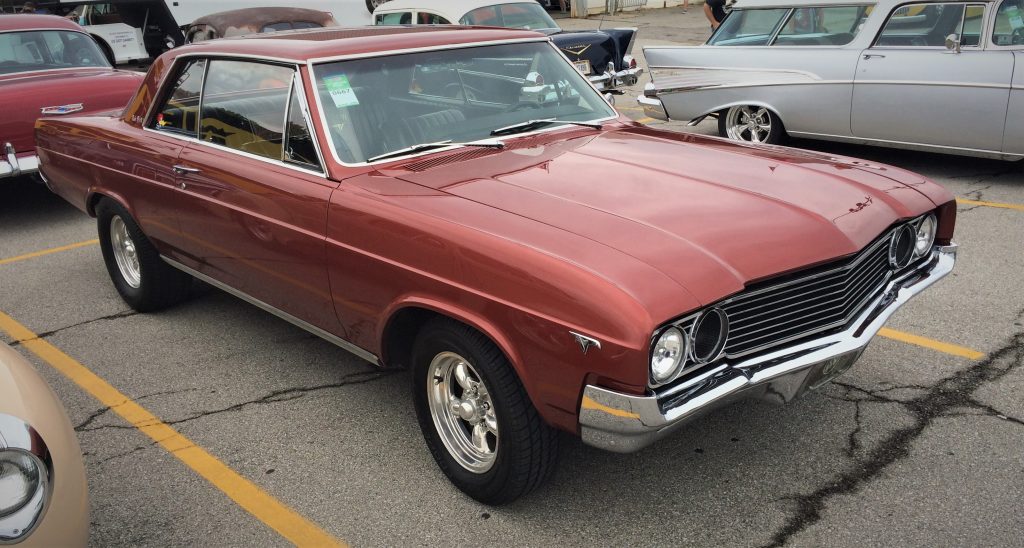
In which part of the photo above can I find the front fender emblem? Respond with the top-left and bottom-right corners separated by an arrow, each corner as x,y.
40,103 -> 84,115
570,331 -> 602,354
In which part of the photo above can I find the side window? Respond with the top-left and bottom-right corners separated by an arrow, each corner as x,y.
708,8 -> 791,46
992,0 -> 1024,45
875,3 -> 972,47
150,58 -> 206,137
961,4 -> 986,46
284,80 -> 321,171
262,22 -> 293,32
375,12 -> 412,25
199,60 -> 294,160
418,12 -> 451,24
773,6 -> 869,46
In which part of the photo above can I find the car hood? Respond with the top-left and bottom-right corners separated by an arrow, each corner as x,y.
392,126 -> 940,307
0,68 -> 143,154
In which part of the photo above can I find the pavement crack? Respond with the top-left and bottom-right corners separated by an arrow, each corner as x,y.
764,332 -> 1024,548
12,310 -> 139,347
966,398 -> 1024,427
75,388 -> 200,432
846,400 -> 862,459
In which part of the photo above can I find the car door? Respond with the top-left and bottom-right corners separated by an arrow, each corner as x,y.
992,0 -> 1024,155
851,1 -> 1013,152
171,59 -> 341,331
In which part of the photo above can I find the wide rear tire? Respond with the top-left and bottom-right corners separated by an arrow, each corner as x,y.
96,198 -> 192,312
411,318 -> 559,505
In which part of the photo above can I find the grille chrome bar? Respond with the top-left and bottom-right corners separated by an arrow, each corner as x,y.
719,229 -> 897,359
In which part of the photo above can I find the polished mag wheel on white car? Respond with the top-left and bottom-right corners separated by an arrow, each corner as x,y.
412,318 -> 558,505
719,105 -> 785,145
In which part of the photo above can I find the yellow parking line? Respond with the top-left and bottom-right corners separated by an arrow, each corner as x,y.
616,106 -> 644,112
878,327 -> 985,361
957,198 -> 1024,212
0,239 -> 99,266
636,117 -> 657,124
0,310 -> 344,548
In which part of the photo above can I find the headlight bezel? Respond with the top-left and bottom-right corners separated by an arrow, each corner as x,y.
650,326 -> 687,385
912,213 -> 938,259
649,307 -> 730,388
0,414 -> 53,544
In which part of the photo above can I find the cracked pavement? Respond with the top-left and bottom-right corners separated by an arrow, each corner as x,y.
2,7 -> 1023,547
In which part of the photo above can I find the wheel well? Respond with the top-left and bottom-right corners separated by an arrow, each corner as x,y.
86,192 -> 108,217
90,35 -> 116,65
381,307 -> 444,369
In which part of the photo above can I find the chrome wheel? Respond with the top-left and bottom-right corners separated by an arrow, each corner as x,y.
109,216 -> 141,289
427,352 -> 498,474
725,105 -> 774,143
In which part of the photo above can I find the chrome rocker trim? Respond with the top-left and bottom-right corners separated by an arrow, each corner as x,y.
1,143 -> 39,179
579,244 -> 956,453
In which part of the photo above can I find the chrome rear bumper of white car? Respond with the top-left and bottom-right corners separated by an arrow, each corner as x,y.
590,67 -> 644,91
579,244 -> 957,453
1,143 -> 39,179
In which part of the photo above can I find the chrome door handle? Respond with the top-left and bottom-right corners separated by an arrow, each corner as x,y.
172,165 -> 200,175
863,53 -> 886,59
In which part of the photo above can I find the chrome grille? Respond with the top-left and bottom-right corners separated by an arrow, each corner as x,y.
720,233 -> 894,358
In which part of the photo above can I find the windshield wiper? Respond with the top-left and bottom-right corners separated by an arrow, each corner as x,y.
366,139 -> 504,163
490,118 -> 603,137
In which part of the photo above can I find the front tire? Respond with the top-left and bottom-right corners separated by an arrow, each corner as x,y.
96,199 -> 191,312
718,105 -> 785,145
412,318 -> 558,505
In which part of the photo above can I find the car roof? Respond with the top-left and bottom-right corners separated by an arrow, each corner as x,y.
0,14 -> 86,33
374,0 -> 535,15
169,25 -> 547,63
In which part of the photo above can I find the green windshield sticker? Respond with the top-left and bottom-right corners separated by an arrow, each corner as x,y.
324,74 -> 359,108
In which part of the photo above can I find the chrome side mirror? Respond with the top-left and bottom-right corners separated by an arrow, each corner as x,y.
944,33 -> 961,53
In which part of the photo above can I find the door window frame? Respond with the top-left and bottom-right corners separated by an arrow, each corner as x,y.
143,54 -> 327,178
869,1 -> 992,50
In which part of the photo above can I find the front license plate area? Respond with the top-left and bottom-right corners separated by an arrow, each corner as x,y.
573,60 -> 591,75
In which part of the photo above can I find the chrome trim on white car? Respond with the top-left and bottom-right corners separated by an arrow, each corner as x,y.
1,143 -> 39,179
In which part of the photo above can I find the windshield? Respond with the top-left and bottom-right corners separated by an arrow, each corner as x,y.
0,30 -> 110,75
312,41 -> 616,164
459,3 -> 560,31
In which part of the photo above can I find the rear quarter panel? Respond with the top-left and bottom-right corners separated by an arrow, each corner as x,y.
644,46 -> 862,135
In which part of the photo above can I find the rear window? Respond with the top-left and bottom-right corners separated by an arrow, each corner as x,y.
459,3 -> 559,31
0,30 -> 109,75
709,8 -> 790,45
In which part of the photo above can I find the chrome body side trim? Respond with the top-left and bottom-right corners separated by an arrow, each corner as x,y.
785,130 -> 1024,160
1,143 -> 39,179
0,413 -> 54,543
579,244 -> 956,453
160,256 -> 381,366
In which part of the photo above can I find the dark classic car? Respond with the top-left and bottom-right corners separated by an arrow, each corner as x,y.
0,14 -> 144,180
37,26 -> 956,504
184,7 -> 339,43
373,0 -> 642,90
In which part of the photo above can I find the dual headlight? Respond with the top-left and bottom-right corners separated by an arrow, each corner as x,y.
890,213 -> 938,269
0,415 -> 51,543
651,308 -> 729,386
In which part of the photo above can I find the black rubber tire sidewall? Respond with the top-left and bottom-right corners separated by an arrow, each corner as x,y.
96,199 -> 190,312
411,319 -> 557,505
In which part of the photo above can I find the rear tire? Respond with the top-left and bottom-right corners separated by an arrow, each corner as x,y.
96,198 -> 191,312
718,105 -> 785,145
411,318 -> 558,505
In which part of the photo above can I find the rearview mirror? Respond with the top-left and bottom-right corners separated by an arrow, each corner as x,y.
944,33 -> 961,53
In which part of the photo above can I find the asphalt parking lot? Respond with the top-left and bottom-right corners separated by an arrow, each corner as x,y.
3,7 -> 1023,547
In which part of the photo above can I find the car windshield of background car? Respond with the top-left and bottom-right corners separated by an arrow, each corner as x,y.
709,8 -> 790,45
0,30 -> 109,74
773,5 -> 872,46
311,41 -> 616,164
992,0 -> 1024,45
459,3 -> 560,31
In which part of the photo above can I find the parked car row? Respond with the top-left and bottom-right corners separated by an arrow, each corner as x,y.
3,1 -> 994,541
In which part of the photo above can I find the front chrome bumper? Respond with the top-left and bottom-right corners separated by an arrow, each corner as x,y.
1,142 -> 39,179
579,244 -> 957,453
590,67 -> 644,91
